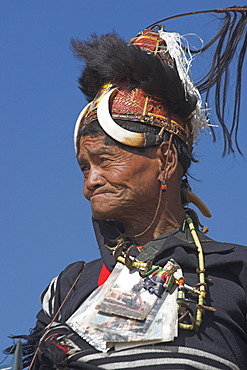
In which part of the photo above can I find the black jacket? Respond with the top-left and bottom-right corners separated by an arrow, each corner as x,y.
22,219 -> 247,369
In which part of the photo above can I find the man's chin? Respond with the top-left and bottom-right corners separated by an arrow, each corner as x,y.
91,207 -> 114,221
91,204 -> 124,221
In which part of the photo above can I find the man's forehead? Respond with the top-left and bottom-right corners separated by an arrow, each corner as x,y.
78,133 -> 159,162
79,134 -> 119,156
80,134 -> 108,148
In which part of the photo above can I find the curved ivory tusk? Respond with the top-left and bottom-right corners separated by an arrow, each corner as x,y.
74,102 -> 92,154
188,191 -> 212,218
97,88 -> 146,147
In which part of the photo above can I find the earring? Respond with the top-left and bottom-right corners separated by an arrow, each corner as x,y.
161,180 -> 167,192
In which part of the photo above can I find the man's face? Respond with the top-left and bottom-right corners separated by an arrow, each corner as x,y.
78,134 -> 162,222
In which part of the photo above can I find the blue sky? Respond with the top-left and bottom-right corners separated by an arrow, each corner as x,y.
1,0 -> 246,363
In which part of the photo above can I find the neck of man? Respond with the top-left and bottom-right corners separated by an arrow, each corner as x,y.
123,195 -> 186,247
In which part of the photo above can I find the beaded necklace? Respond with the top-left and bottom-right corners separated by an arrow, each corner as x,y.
111,215 -> 216,331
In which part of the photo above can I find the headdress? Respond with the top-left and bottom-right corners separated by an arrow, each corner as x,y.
72,6 -> 247,156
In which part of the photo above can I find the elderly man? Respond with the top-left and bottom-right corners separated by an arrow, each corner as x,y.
11,7 -> 247,370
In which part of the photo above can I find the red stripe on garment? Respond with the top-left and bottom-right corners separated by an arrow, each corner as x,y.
98,263 -> 111,286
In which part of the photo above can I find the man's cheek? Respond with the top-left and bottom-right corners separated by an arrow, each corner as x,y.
83,187 -> 90,200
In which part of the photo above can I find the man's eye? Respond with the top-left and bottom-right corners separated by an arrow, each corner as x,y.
80,165 -> 89,173
99,156 -> 110,164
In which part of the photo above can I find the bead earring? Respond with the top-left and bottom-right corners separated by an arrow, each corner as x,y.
161,180 -> 167,192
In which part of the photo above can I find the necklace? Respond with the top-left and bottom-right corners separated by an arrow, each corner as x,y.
112,214 -> 216,331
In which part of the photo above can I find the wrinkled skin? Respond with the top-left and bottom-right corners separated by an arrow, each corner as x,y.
78,134 -> 185,244
78,135 -> 161,220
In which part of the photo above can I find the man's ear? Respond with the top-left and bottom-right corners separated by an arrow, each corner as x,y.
157,142 -> 179,182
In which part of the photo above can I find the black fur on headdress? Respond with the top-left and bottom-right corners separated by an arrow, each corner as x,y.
71,33 -> 196,120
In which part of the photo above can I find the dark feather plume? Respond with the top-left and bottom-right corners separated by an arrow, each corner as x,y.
149,7 -> 247,155
195,9 -> 247,155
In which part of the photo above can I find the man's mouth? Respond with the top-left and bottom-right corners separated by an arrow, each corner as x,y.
90,190 -> 110,199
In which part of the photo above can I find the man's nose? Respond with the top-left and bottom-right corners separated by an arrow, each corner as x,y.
85,166 -> 106,192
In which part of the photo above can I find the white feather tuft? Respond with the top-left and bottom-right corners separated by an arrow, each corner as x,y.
158,29 -> 209,142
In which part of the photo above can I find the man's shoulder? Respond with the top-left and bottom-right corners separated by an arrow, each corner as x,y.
42,258 -> 103,302
201,238 -> 247,286
174,228 -> 247,254
41,258 -> 105,322
202,236 -> 247,254
60,258 -> 103,277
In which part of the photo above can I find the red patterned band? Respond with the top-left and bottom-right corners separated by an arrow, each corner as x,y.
85,83 -> 192,146
130,29 -> 173,66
